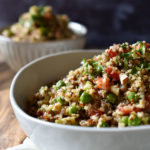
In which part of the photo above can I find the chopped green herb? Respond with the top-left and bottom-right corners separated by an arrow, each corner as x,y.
81,58 -> 87,65
124,59 -> 128,69
121,43 -> 127,50
57,97 -> 66,104
131,67 -> 137,74
50,97 -> 66,104
56,80 -> 65,89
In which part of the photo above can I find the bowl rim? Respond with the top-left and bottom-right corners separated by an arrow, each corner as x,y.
0,21 -> 87,44
10,50 -> 150,133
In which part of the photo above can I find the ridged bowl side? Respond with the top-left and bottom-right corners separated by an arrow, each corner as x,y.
0,22 -> 87,72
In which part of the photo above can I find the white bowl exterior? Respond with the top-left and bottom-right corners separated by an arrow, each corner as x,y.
10,51 -> 150,150
0,22 -> 87,71
12,107 -> 150,150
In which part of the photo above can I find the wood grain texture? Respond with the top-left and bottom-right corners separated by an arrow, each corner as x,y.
0,52 -> 15,91
0,89 -> 26,150
0,53 -> 26,150
0,62 -> 15,91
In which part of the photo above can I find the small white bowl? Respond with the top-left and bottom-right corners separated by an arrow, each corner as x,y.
0,22 -> 87,72
10,51 -> 150,150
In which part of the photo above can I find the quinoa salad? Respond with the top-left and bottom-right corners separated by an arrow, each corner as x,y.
28,41 -> 150,128
2,5 -> 74,42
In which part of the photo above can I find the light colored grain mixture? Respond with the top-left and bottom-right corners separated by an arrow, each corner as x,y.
2,5 -> 74,42
28,41 -> 150,127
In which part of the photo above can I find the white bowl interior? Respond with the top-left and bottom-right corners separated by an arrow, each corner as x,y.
12,51 -> 100,112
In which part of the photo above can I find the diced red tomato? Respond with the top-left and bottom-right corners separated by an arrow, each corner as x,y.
123,47 -> 130,53
133,107 -> 143,112
90,109 -> 102,116
106,67 -> 113,74
108,49 -> 117,58
119,106 -> 133,115
123,49 -> 128,53
106,67 -> 120,81
94,77 -> 110,90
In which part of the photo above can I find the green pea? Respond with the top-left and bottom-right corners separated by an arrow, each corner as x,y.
120,116 -> 129,126
99,121 -> 109,127
96,65 -> 103,73
56,80 -> 65,89
128,115 -> 141,126
106,93 -> 117,104
69,105 -> 78,115
128,92 -> 139,102
80,92 -> 93,103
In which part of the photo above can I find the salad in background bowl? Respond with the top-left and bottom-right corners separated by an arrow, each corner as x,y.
0,5 -> 87,71
2,5 -> 75,42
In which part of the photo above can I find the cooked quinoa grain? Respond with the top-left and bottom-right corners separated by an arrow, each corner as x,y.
28,41 -> 150,127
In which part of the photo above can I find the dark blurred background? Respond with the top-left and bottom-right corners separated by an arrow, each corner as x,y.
0,0 -> 150,48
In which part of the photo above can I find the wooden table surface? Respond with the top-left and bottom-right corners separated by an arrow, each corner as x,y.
0,52 -> 26,150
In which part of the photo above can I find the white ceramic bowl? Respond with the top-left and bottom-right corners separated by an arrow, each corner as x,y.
10,51 -> 150,150
0,22 -> 87,72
